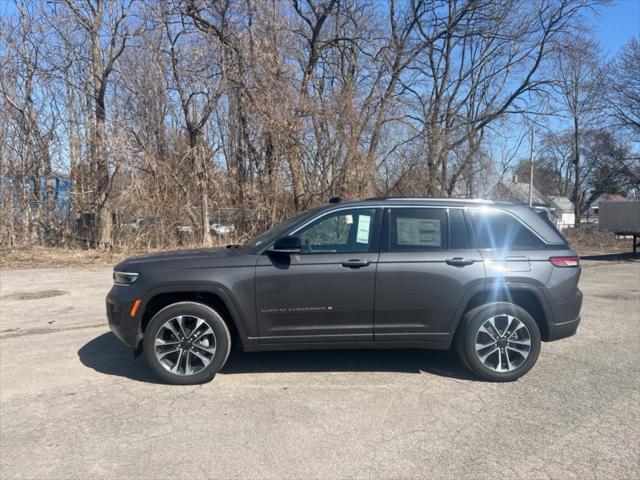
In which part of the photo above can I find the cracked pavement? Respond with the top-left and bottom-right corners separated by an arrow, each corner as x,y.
1,260 -> 639,479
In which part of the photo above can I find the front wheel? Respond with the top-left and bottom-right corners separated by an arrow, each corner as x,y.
456,302 -> 541,382
143,301 -> 231,385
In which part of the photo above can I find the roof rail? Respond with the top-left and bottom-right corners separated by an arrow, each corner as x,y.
364,196 -> 495,203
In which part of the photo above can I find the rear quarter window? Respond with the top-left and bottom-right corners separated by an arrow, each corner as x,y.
469,210 -> 544,250
536,210 -> 569,246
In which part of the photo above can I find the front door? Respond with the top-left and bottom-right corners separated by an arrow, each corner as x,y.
255,207 -> 381,344
374,207 -> 485,342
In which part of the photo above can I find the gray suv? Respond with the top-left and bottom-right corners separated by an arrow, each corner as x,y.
106,198 -> 582,384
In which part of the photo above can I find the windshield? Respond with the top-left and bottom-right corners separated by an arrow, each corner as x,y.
243,207 -> 323,252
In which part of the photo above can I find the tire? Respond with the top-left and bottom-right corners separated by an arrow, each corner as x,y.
143,301 -> 231,385
456,302 -> 541,382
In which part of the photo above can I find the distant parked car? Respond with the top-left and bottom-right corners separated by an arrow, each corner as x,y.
121,217 -> 156,230
209,221 -> 235,236
107,197 -> 582,384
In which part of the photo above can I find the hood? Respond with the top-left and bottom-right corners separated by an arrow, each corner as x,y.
114,246 -> 243,270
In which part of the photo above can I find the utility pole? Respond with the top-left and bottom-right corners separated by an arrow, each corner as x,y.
528,126 -> 535,207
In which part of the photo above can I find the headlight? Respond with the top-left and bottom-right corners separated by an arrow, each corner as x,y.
113,271 -> 139,286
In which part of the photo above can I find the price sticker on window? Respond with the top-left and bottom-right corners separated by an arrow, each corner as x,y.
356,215 -> 371,243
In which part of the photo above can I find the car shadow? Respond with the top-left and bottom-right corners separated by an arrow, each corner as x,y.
77,332 -> 164,384
78,332 -> 479,383
221,348 -> 478,380
580,252 -> 638,261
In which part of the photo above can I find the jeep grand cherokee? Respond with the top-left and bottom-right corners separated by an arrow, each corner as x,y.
106,198 -> 582,384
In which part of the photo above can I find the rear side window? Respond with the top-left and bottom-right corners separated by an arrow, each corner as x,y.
389,208 -> 447,251
469,210 -> 544,250
537,210 -> 569,246
449,209 -> 471,249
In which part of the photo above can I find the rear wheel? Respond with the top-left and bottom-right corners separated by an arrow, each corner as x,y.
456,302 -> 541,382
143,301 -> 231,385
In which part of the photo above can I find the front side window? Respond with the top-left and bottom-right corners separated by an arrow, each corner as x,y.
389,208 -> 448,251
469,210 -> 544,249
296,208 -> 377,253
244,207 -> 322,250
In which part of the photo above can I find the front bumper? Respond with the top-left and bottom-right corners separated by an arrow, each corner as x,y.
106,285 -> 143,348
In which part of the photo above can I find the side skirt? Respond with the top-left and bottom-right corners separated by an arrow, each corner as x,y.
243,340 -> 452,352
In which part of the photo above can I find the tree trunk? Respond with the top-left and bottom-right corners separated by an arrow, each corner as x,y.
200,148 -> 211,246
94,96 -> 112,248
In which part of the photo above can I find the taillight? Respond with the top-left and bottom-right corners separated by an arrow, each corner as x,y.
549,256 -> 580,267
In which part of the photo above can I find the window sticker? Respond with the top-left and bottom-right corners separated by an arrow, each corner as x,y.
345,214 -> 354,225
396,218 -> 441,246
356,215 -> 372,243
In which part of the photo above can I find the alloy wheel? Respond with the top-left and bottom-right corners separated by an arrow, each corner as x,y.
474,314 -> 531,373
154,315 -> 217,375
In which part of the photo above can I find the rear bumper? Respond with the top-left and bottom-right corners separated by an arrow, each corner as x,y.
546,314 -> 581,341
543,284 -> 582,341
106,286 -> 142,348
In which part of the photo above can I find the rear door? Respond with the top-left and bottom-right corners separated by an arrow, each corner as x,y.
374,207 -> 485,342
255,207 -> 382,344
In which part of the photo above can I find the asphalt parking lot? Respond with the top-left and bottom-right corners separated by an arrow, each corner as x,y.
1,258 -> 639,479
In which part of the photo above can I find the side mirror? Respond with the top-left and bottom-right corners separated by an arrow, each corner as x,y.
270,236 -> 302,254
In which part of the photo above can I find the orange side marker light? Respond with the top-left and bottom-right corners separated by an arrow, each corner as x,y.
130,299 -> 142,317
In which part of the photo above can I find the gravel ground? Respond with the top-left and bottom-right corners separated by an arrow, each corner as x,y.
0,259 -> 639,479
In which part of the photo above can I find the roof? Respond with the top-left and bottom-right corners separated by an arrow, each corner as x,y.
548,195 -> 574,212
596,193 -> 627,203
488,181 -> 551,207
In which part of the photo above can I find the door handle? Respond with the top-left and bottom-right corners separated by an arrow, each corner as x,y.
341,259 -> 371,269
445,257 -> 475,267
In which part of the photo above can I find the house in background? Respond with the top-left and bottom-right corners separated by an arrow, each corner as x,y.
488,180 -> 576,230
547,196 -> 575,230
488,180 -> 552,209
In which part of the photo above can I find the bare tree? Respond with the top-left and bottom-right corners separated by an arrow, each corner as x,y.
1,0 -> 625,251
163,7 -> 222,244
607,37 -> 640,136
55,0 -> 137,247
0,2 -> 57,244
550,33 -> 604,225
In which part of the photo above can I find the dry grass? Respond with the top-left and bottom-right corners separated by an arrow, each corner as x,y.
0,230 -> 633,269
0,247 -> 139,269
563,225 -> 631,254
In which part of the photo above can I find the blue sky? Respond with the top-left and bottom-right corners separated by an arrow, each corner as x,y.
592,0 -> 640,56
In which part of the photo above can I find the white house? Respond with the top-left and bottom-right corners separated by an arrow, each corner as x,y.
547,196 -> 575,230
487,181 -> 576,230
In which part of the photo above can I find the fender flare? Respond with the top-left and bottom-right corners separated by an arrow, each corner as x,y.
138,282 -> 252,348
447,281 -> 554,336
